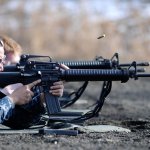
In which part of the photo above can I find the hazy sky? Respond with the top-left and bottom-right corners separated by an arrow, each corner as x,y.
7,0 -> 150,20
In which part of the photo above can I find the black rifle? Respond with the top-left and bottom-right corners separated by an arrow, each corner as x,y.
4,53 -> 148,109
4,54 -> 120,109
1,54 -> 150,123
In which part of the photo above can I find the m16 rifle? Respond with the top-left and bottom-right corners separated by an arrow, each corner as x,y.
4,53 -> 148,109
1,54 -> 150,124
3,53 -> 120,108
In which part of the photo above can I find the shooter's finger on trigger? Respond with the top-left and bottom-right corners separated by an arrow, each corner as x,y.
27,79 -> 41,89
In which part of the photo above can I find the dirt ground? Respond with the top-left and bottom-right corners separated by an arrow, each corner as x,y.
0,78 -> 150,150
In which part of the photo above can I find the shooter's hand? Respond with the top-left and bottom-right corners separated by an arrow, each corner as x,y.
49,64 -> 69,97
50,81 -> 64,97
7,80 -> 41,105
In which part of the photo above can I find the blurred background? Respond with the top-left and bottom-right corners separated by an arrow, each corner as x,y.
0,0 -> 150,62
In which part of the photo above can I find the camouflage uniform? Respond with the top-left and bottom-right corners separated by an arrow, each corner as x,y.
0,96 -> 15,123
0,88 -> 46,129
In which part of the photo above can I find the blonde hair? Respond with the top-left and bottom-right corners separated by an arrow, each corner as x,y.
0,35 -> 22,56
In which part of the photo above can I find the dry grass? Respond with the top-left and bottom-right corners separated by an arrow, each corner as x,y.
0,1 -> 150,62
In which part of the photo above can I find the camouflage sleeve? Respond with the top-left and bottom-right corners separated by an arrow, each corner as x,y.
2,87 -> 46,129
0,96 -> 15,123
